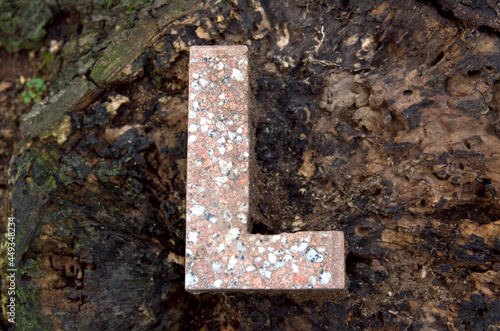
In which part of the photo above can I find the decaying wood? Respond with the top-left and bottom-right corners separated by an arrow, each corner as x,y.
1,0 -> 499,329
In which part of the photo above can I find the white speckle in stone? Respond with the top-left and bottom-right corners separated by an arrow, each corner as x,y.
198,186 -> 206,193
231,68 -> 244,81
268,253 -> 277,263
218,243 -> 225,251
237,241 -> 246,253
239,203 -> 248,212
214,279 -> 223,288
228,131 -> 236,141
219,160 -> 232,175
290,245 -> 298,253
246,266 -> 256,272
264,270 -> 272,279
186,249 -> 192,256
319,271 -> 332,284
267,247 -> 275,252
292,264 -> 299,273
218,145 -> 226,155
275,260 -> 284,269
227,120 -> 234,125
188,232 -> 198,243
199,78 -> 208,87
186,272 -> 199,285
228,255 -> 238,270
259,268 -> 265,276
306,248 -> 324,263
215,176 -> 228,184
317,247 -> 326,252
201,125 -> 209,132
216,121 -> 224,130
243,152 -> 249,158
215,62 -> 224,70
255,240 -> 263,246
217,137 -> 226,144
304,237 -> 311,243
191,81 -> 200,91
225,228 -> 240,245
190,205 -> 206,216
310,276 -> 317,286
223,210 -> 232,222
257,247 -> 266,254
193,73 -> 200,79
298,242 -> 308,252
218,93 -> 226,100
271,235 -> 281,242
236,135 -> 243,142
193,101 -> 200,111
188,135 -> 197,143
237,127 -> 243,134
200,117 -> 207,125
189,124 -> 199,132
237,213 -> 247,224
189,110 -> 197,119
254,257 -> 262,263
208,149 -> 214,156
263,261 -> 271,267
212,261 -> 222,271
281,237 -> 287,245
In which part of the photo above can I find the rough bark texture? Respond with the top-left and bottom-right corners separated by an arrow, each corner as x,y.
1,0 -> 500,330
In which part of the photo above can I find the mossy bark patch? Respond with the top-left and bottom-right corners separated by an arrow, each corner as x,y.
20,77 -> 100,140
0,1 -> 53,52
90,0 -> 202,86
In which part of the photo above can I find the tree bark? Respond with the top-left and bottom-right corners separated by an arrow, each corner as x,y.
2,0 -> 500,329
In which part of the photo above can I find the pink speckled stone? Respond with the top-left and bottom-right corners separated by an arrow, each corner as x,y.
186,45 -> 345,291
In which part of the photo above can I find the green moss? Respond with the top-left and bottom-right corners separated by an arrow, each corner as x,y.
9,147 -> 65,256
22,258 -> 46,278
41,175 -> 57,193
74,242 -> 82,252
58,164 -> 76,186
31,149 -> 60,194
126,0 -> 152,14
95,160 -> 124,182
166,0 -> 193,16
0,0 -> 53,52
16,281 -> 53,329
90,0 -> 201,85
